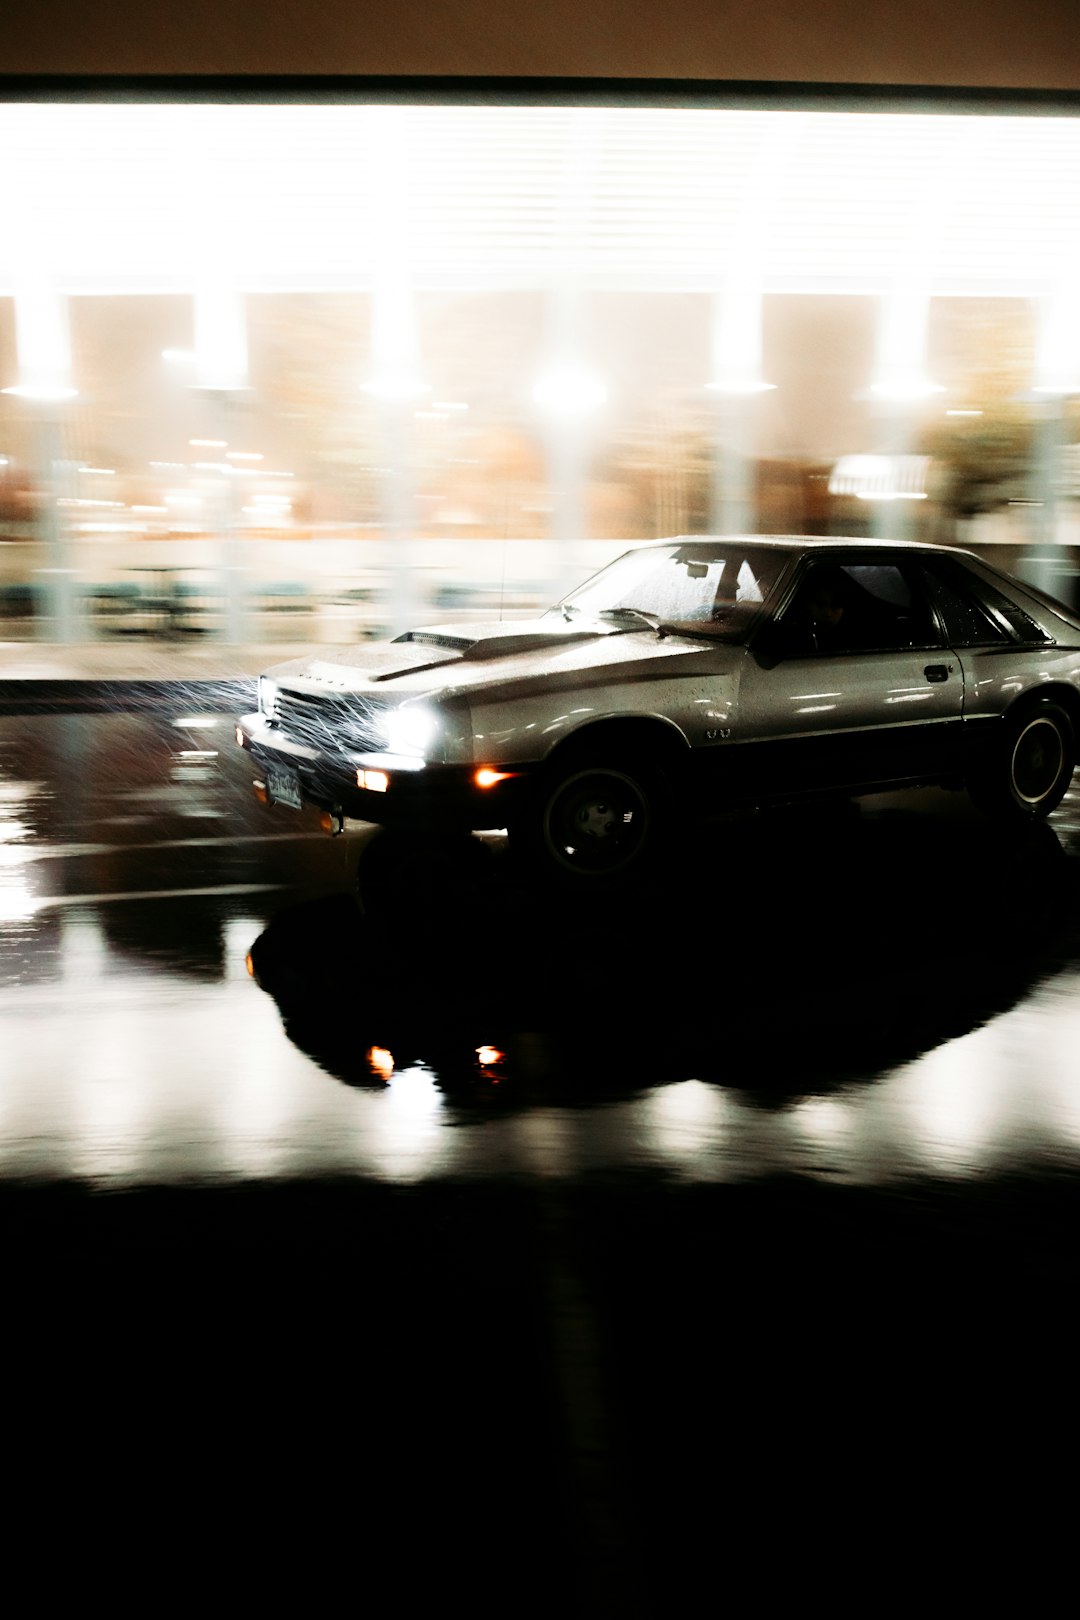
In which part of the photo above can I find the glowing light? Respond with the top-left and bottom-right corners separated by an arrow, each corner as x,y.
705,379 -> 776,395
1035,285 -> 1080,395
871,283 -> 942,401
10,279 -> 74,400
0,876 -> 38,920
532,364 -> 607,417
854,490 -> 928,501
476,1045 -> 505,1066
868,379 -> 945,400
368,1046 -> 395,1080
829,453 -> 930,500
709,270 -> 776,396
194,284 -> 248,392
2,384 -> 77,401
382,704 -> 438,758
474,767 -> 514,789
245,952 -> 255,977
357,769 -> 389,793
362,376 -> 431,403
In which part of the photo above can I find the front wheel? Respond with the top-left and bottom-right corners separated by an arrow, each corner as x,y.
968,699 -> 1076,822
512,754 -> 670,883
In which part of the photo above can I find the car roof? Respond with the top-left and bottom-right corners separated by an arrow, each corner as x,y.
659,533 -> 973,557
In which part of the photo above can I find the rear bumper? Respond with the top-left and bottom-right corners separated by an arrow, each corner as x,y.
235,712 -> 529,830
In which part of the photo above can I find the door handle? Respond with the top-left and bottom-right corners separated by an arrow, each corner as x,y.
924,664 -> 951,683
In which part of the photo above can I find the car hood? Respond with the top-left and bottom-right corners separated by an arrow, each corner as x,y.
264,616 -> 732,696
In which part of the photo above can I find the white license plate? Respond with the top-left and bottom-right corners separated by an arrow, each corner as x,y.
266,764 -> 303,810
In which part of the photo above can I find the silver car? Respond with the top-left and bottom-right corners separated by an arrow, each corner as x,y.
235,536 -> 1080,880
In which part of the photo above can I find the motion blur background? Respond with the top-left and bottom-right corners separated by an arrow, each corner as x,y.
4,94 -> 1080,644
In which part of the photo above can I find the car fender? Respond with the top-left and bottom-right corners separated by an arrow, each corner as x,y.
468,670 -> 737,765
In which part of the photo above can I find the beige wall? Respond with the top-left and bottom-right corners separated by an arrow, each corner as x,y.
2,1 -> 1080,91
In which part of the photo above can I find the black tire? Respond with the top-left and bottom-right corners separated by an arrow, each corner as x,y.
968,698 -> 1076,822
513,751 -> 671,883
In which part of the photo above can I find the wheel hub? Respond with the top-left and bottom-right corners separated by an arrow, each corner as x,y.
573,797 -> 622,840
543,765 -> 651,874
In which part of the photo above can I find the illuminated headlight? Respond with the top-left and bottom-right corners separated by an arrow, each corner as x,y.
382,703 -> 439,760
258,676 -> 279,720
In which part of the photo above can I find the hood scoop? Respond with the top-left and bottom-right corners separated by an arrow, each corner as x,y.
399,621 -> 599,661
401,631 -> 474,652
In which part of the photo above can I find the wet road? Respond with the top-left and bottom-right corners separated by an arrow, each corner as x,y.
4,708 -> 1080,1185
4,705 -> 1079,1606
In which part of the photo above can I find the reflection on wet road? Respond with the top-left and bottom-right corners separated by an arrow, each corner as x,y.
2,711 -> 1080,1187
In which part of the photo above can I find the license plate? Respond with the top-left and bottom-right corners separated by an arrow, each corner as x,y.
266,763 -> 303,810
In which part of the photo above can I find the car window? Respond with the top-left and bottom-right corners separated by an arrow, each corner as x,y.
555,543 -> 791,638
922,562 -> 1053,646
781,560 -> 939,656
973,581 -> 1053,643
919,565 -> 1013,646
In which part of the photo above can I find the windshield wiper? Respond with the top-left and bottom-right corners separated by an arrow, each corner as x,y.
597,607 -> 663,632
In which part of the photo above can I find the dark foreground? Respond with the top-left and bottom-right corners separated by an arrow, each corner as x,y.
7,1167 -> 1076,1610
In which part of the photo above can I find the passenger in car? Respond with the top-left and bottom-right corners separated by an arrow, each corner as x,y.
803,569 -> 860,652
801,566 -> 914,654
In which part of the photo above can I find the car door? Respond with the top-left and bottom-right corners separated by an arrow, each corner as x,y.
723,554 -> 965,798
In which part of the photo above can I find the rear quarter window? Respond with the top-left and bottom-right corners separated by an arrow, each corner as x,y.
921,566 -> 1013,646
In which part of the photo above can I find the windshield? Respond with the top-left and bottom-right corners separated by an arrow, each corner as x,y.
550,542 -> 793,639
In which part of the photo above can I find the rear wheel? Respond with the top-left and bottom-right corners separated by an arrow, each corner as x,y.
968,699 -> 1075,821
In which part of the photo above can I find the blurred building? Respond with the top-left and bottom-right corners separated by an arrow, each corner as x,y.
1,100 -> 1080,639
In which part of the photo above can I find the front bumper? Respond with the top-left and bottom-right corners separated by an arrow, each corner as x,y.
235,712 -> 529,830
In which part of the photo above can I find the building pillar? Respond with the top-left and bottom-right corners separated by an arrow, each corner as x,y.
365,277 -> 426,636
708,277 -> 772,536
532,279 -> 606,595
1029,282 -> 1080,575
194,285 -> 251,643
6,282 -> 79,643
868,286 -> 938,543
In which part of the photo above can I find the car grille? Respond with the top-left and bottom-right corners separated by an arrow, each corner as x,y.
272,687 -> 388,754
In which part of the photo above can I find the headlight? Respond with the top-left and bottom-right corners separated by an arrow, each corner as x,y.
382,703 -> 439,759
258,676 -> 279,720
